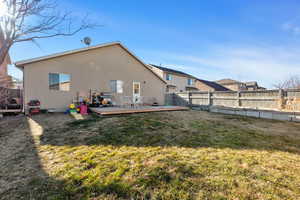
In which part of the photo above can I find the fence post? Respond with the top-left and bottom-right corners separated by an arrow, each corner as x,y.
208,91 -> 212,106
236,91 -> 241,107
278,89 -> 285,110
171,93 -> 174,105
188,92 -> 192,108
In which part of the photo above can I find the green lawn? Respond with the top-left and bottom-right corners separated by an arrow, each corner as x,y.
1,111 -> 300,199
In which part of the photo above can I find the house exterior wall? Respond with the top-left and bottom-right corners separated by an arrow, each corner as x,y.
23,44 -> 166,111
195,80 -> 215,92
150,66 -> 197,92
150,66 -> 164,78
164,73 -> 196,92
222,83 -> 247,91
167,86 -> 177,93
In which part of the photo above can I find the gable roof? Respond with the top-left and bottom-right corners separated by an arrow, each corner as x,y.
15,42 -> 166,84
150,64 -> 194,78
197,79 -> 230,91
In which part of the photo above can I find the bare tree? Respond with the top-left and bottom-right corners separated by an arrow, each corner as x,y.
273,75 -> 300,89
0,0 -> 97,65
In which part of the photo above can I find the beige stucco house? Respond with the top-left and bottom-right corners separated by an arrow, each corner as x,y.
16,42 -> 166,111
245,81 -> 266,91
216,79 -> 266,91
215,79 -> 247,91
150,64 -> 198,92
150,64 -> 229,92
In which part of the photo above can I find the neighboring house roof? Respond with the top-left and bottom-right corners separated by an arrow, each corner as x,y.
197,79 -> 230,91
15,42 -> 167,84
150,64 -> 194,78
216,79 -> 243,85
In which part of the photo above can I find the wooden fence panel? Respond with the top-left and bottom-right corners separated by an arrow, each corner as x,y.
166,89 -> 300,112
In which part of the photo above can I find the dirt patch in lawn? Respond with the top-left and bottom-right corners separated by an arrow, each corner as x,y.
1,111 -> 300,200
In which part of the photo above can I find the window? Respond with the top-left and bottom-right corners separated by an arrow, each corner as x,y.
187,78 -> 193,85
49,73 -> 71,91
133,82 -> 140,94
166,73 -> 172,81
110,80 -> 123,93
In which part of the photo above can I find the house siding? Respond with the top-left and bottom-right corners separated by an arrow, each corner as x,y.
23,44 -> 166,111
165,73 -> 196,92
222,84 -> 247,91
150,67 -> 197,92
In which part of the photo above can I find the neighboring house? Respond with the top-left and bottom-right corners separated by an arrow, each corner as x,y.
216,79 -> 247,91
150,64 -> 198,92
195,79 -> 230,92
245,81 -> 266,91
10,77 -> 23,89
216,79 -> 265,91
15,42 -> 167,111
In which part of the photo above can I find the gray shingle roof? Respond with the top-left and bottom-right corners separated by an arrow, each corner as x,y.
197,79 -> 230,91
150,64 -> 193,77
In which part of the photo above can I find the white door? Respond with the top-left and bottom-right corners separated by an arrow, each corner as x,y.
133,82 -> 141,103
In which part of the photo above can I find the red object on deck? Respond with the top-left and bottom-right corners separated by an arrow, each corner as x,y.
29,108 -> 40,114
28,100 -> 41,115
80,104 -> 88,115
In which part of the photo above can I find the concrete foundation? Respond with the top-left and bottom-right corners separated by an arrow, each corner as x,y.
192,106 -> 300,122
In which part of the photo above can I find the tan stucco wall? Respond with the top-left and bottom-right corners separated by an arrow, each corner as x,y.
150,66 -> 164,78
23,44 -> 166,111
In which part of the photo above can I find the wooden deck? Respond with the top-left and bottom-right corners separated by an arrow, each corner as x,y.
90,106 -> 189,116
0,109 -> 22,113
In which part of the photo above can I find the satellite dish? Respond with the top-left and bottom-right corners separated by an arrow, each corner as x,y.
82,37 -> 92,46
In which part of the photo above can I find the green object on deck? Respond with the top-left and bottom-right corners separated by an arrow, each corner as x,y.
70,109 -> 77,113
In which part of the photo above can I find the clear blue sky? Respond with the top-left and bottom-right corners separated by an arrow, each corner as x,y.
8,0 -> 300,88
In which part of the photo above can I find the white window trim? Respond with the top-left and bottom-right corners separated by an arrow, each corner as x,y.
49,73 -> 71,92
110,80 -> 124,94
187,78 -> 193,85
166,73 -> 172,81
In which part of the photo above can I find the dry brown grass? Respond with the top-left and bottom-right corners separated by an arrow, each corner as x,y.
0,111 -> 300,200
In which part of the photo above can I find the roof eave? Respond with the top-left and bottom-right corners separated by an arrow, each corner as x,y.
14,41 -> 121,67
14,41 -> 167,84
